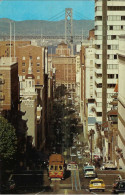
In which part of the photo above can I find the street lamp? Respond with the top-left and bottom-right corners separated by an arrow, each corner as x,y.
89,129 -> 95,164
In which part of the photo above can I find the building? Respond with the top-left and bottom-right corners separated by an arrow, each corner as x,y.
0,41 -> 31,58
20,59 -> 38,147
52,56 -> 76,91
18,44 -> 49,150
0,57 -> 18,112
95,0 -> 125,123
55,42 -> 70,56
117,34 -> 125,168
17,44 -> 44,88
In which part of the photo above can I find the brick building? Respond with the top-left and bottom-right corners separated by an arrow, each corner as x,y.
56,42 -> 70,56
52,56 -> 76,90
0,57 -> 18,112
0,41 -> 31,58
17,45 -> 48,150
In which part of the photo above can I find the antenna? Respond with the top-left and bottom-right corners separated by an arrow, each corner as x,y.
10,22 -> 11,64
14,22 -> 15,59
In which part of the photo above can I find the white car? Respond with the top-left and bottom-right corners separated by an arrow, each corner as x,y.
104,161 -> 117,170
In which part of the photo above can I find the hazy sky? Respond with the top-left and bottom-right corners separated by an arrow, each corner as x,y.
0,0 -> 94,21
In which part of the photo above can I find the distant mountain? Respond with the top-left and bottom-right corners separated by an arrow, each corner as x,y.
0,18 -> 94,37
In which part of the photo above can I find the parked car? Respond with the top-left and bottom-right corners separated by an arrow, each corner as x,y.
104,161 -> 117,170
112,179 -> 125,194
89,178 -> 105,192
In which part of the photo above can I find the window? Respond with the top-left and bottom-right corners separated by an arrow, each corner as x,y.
111,35 -> 116,40
90,76 -> 93,79
22,56 -> 25,60
108,45 -> 111,50
50,166 -> 53,170
97,83 -> 102,88
37,76 -> 40,79
108,74 -> 114,79
37,70 -> 40,73
114,55 -> 117,59
97,112 -> 102,117
37,56 -> 40,60
121,16 -> 125,20
107,84 -> 116,88
37,63 -> 40,66
109,26 -> 113,30
22,62 -> 25,66
22,69 -> 25,73
30,56 -> 32,59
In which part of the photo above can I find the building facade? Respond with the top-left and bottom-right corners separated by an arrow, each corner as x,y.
118,34 -> 125,168
95,0 -> 125,123
0,57 -> 18,112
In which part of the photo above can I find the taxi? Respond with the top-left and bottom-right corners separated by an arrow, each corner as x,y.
89,178 -> 105,192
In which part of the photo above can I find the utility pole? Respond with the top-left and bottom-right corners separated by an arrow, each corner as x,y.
89,129 -> 95,164
102,0 -> 107,124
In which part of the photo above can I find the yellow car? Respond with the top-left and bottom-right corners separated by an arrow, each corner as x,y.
89,178 -> 105,192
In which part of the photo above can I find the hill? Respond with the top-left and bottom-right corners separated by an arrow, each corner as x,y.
0,18 -> 94,37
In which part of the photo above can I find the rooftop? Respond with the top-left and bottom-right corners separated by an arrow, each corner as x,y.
0,57 -> 17,66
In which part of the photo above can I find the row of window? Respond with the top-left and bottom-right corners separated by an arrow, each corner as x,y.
95,44 -> 118,50
95,54 -> 118,60
95,15 -> 125,21
95,73 -> 118,79
22,62 -> 40,66
95,35 -> 119,40
96,64 -> 118,69
96,83 -> 116,88
108,6 -> 125,11
22,69 -> 41,73
95,25 -> 125,31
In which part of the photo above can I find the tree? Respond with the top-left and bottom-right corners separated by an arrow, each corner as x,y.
0,116 -> 17,161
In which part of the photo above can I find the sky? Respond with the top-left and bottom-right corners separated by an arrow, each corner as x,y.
0,0 -> 94,21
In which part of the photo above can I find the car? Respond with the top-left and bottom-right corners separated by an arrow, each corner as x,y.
104,161 -> 117,170
67,162 -> 78,170
112,179 -> 125,194
83,165 -> 97,178
89,178 -> 105,192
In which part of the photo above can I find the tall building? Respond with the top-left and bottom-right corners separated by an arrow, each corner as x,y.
117,34 -> 125,168
18,45 -> 49,150
0,57 -> 18,112
95,0 -> 125,123
20,59 -> 38,147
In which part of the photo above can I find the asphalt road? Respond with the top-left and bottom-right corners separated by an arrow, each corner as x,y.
31,168 -> 123,194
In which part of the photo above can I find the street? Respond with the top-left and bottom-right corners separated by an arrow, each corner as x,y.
19,166 -> 124,194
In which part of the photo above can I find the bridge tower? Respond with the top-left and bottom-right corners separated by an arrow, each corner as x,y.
65,8 -> 73,55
